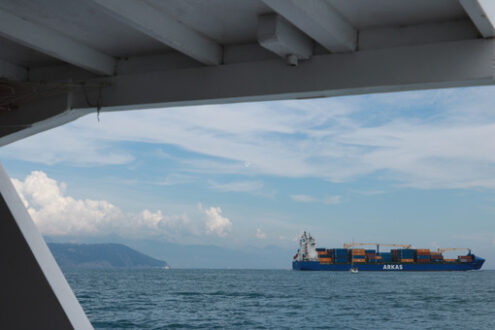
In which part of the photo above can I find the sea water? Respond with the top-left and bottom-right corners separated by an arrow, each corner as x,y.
65,269 -> 495,329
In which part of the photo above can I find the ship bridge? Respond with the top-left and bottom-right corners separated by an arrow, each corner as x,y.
1,0 -> 495,328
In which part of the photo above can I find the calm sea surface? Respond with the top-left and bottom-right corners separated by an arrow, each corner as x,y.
65,269 -> 495,329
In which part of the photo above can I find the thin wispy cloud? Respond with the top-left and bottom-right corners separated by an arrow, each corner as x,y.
290,194 -> 316,203
3,86 -> 495,190
291,194 -> 341,205
350,189 -> 386,196
0,124 -> 133,166
158,173 -> 196,186
323,195 -> 341,205
209,180 -> 264,192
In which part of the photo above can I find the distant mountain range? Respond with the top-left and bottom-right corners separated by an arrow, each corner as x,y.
46,236 -> 294,269
48,243 -> 168,269
124,240 -> 294,269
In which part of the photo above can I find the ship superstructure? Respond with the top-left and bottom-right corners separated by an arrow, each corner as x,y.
295,231 -> 318,262
293,233 -> 485,271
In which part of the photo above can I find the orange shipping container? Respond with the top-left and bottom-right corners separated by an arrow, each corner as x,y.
417,249 -> 430,253
400,259 -> 414,263
444,259 -> 457,262
351,249 -> 366,255
319,258 -> 332,264
352,259 -> 366,263
317,251 -> 326,255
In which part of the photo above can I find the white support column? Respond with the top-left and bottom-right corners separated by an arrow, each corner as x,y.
460,0 -> 495,37
0,162 -> 93,329
89,0 -> 222,66
262,0 -> 357,52
0,9 -> 115,75
257,14 -> 313,63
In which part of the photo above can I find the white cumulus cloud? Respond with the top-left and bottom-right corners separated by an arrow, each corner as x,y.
199,204 -> 232,237
11,171 -> 228,240
12,171 -> 120,236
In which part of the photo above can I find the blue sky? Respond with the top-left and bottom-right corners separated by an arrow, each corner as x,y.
2,86 -> 495,267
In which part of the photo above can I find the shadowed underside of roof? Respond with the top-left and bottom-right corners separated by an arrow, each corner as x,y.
0,0 -> 495,145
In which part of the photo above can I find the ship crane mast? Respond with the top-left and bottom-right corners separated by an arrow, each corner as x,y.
343,242 -> 412,254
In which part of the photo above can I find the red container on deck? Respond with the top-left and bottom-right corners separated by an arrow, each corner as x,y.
430,253 -> 443,260
458,255 -> 473,262
351,249 -> 366,255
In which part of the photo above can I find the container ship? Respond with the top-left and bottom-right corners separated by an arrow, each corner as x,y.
293,232 -> 485,271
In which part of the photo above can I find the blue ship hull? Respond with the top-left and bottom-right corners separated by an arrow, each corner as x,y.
293,256 -> 485,271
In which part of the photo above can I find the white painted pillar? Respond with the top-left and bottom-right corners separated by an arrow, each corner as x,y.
0,162 -> 92,329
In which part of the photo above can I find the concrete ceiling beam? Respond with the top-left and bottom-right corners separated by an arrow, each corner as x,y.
460,0 -> 495,37
359,19 -> 478,51
89,0 -> 223,66
262,0 -> 356,53
257,14 -> 313,64
2,38 -> 495,147
0,9 -> 115,76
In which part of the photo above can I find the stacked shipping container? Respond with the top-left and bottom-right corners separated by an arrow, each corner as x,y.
378,252 -> 392,263
317,248 -> 333,264
351,249 -> 366,263
430,252 -> 443,262
391,248 -> 416,262
314,247 -> 473,265
365,249 -> 381,263
458,255 -> 473,262
334,248 -> 349,263
416,249 -> 431,263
